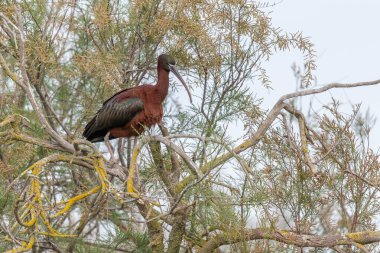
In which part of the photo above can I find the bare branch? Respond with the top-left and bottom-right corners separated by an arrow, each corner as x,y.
199,228 -> 380,252
177,78 -> 380,192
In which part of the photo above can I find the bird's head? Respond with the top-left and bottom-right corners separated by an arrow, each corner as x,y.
159,54 -> 176,72
158,54 -> 192,103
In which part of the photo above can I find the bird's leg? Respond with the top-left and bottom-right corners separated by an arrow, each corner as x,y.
104,132 -> 116,164
132,137 -> 141,191
126,138 -> 131,172
117,138 -> 126,167
134,162 -> 141,192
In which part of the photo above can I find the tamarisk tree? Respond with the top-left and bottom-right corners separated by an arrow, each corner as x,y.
0,1 -> 380,252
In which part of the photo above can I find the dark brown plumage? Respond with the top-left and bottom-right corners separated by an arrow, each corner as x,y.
83,54 -> 191,142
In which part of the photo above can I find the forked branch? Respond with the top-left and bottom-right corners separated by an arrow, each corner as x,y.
177,78 -> 380,192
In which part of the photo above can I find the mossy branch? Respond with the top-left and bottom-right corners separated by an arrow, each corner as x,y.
3,235 -> 35,253
9,155 -> 121,251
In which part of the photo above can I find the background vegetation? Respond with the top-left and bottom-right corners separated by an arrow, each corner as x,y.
0,0 -> 380,252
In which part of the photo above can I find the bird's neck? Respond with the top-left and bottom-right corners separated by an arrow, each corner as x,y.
156,67 -> 169,102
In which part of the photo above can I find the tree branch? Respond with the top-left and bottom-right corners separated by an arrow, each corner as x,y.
199,228 -> 380,252
0,8 -> 75,153
177,78 -> 380,192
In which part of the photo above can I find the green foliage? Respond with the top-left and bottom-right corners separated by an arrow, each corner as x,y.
0,178 -> 11,213
1,0 -> 378,252
113,229 -> 152,253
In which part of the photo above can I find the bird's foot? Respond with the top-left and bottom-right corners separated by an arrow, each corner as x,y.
104,131 -> 116,159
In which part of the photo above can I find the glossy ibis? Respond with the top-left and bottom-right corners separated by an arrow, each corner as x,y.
83,54 -> 192,163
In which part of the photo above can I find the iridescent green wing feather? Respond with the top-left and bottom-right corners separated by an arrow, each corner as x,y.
83,97 -> 144,142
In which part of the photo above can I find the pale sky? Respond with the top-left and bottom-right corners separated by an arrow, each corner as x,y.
260,0 -> 380,147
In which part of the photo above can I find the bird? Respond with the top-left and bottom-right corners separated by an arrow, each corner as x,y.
83,54 -> 192,193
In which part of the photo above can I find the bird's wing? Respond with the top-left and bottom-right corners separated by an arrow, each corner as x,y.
83,96 -> 144,141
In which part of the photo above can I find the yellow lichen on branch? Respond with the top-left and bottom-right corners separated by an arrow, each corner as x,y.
93,157 -> 108,193
3,235 -> 35,253
93,156 -> 124,202
29,157 -> 84,236
9,154 -> 102,250
8,153 -> 126,252
29,160 -> 75,238
126,144 -> 141,198
18,206 -> 37,227
51,186 -> 101,218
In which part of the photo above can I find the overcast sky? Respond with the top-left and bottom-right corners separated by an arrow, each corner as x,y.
259,0 -> 380,147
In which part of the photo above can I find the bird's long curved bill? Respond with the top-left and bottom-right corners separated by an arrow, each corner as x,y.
169,64 -> 192,103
